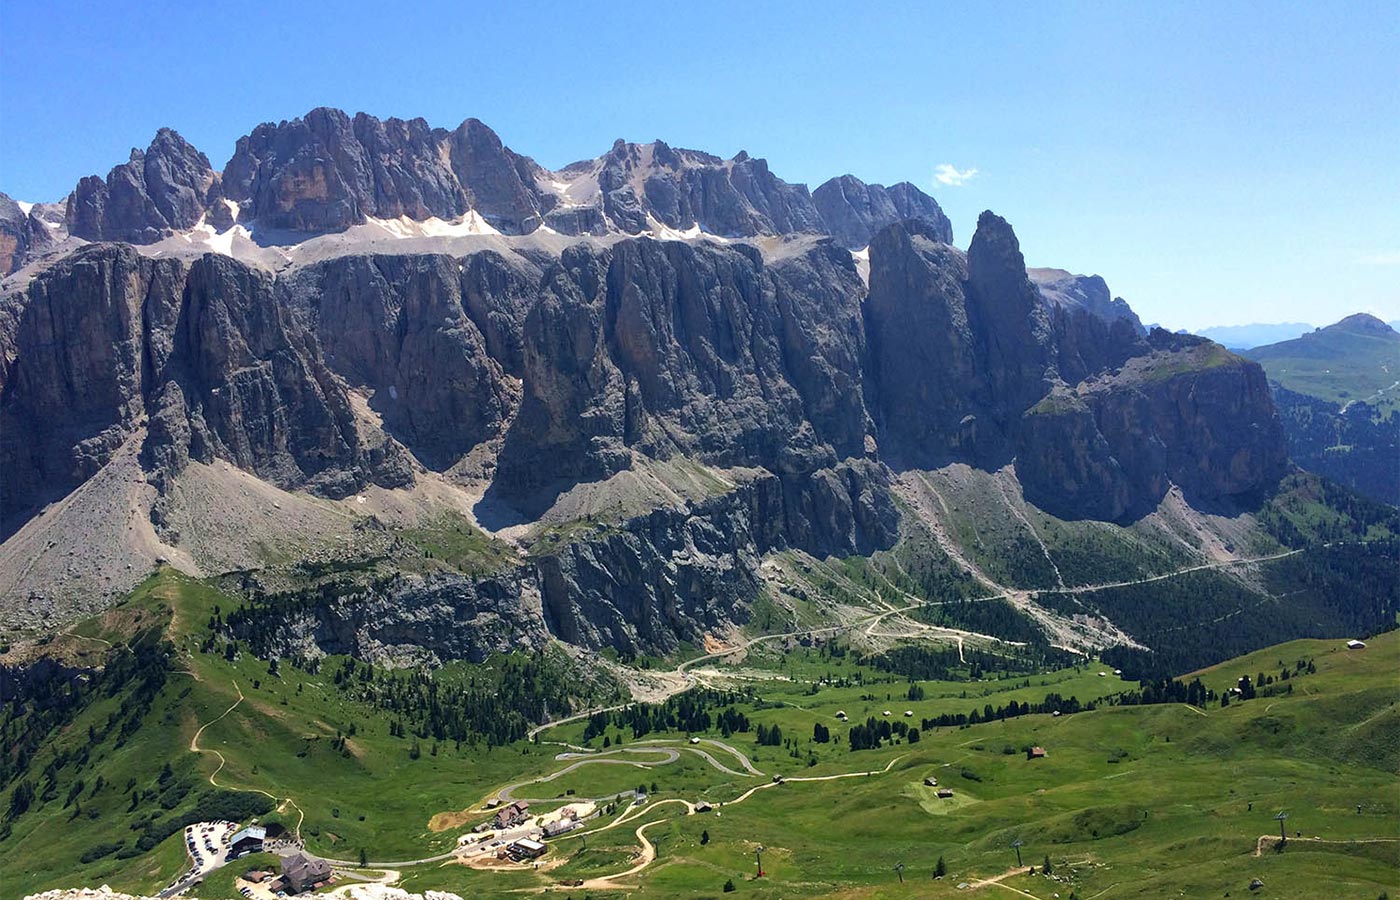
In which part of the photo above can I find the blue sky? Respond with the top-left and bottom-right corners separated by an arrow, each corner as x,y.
3,1 -> 1397,330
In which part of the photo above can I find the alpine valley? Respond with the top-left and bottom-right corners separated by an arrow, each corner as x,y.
1,110 -> 1396,900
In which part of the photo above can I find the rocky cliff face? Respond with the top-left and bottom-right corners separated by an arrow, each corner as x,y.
1029,268 -> 1146,335
1016,333 -> 1289,520
1,112 -> 1294,653
65,129 -> 217,243
812,175 -> 953,250
0,194 -> 54,276
40,108 -> 959,249
0,244 -> 411,531
864,214 -> 1060,468
220,109 -> 547,234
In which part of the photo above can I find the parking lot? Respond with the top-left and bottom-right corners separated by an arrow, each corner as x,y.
184,821 -> 238,877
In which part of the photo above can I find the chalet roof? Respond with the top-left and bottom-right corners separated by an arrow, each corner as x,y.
282,851 -> 331,883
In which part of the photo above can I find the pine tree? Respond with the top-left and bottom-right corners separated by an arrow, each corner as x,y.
935,855 -> 947,877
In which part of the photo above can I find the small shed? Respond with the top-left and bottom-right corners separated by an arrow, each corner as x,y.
923,777 -> 938,787
1347,640 -> 1367,650
936,788 -> 954,799
1027,746 -> 1047,760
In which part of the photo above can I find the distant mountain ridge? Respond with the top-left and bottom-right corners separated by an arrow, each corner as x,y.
2,108 -> 957,277
1244,313 -> 1399,408
1196,322 -> 1314,349
1245,313 -> 1400,506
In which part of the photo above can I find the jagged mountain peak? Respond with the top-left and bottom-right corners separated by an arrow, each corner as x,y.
812,174 -> 952,250
6,108 -> 958,265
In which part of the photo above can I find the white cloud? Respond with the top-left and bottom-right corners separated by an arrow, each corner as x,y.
1356,251 -> 1400,265
934,163 -> 979,187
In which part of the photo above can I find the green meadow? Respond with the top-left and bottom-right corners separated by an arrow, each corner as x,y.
2,570 -> 1396,900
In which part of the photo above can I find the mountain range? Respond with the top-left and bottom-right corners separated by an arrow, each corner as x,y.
4,107 -> 1399,900
0,107 -> 1380,668
1195,322 -> 1315,349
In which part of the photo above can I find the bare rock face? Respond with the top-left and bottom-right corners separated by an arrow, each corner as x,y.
812,174 -> 953,250
283,254 -> 519,471
864,218 -> 1015,466
589,140 -> 826,237
65,129 -> 216,243
1016,332 -> 1289,520
234,569 -> 552,666
538,473 -> 784,652
443,118 -> 545,234
863,213 -> 1285,521
0,193 -> 54,275
1,245 -> 160,520
0,244 -> 411,534
219,108 -> 546,233
1029,267 -> 1145,335
48,109 -> 958,249
2,150 -> 1293,650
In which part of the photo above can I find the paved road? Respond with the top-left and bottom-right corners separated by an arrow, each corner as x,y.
497,747 -> 679,802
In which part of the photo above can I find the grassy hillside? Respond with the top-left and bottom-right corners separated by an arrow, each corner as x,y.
0,572 -> 591,899
415,631 -> 1400,899
1245,314 -> 1400,415
3,569 -> 1397,899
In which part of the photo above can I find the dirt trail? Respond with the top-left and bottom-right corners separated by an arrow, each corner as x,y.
576,800 -> 696,890
965,866 -> 1039,897
1254,834 -> 1400,857
574,756 -> 909,889
189,682 -> 245,783
994,470 -> 1066,591
188,680 -> 304,843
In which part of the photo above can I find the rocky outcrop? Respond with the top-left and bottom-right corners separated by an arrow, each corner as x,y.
65,129 -> 217,243
0,244 -> 411,534
238,569 -> 550,666
220,109 -> 547,233
1,245 -> 163,521
1029,268 -> 1145,334
0,193 -> 54,275
493,234 -> 890,515
283,254 -> 519,470
45,110 -> 958,248
538,474 -> 782,652
1017,332 -> 1289,519
224,463 -> 896,659
2,164 -> 1293,649
864,216 -> 1046,468
812,175 -> 953,249
539,140 -> 830,238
